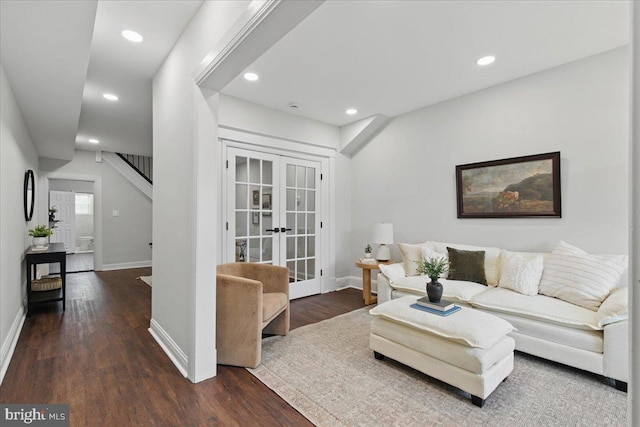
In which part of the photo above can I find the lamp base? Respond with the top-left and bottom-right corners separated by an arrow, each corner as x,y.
376,245 -> 391,261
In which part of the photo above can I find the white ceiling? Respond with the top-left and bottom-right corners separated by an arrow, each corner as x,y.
0,1 -> 98,161
1,0 -> 202,161
76,0 -> 202,156
222,1 -> 630,127
0,1 -> 630,161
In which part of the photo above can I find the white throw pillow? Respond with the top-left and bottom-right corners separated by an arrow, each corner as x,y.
421,246 -> 449,278
378,263 -> 406,283
539,242 -> 628,311
497,251 -> 543,296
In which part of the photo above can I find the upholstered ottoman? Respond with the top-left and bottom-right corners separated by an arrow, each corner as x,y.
369,296 -> 516,407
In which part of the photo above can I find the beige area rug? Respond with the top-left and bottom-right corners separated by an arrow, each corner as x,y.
248,308 -> 627,427
137,276 -> 152,287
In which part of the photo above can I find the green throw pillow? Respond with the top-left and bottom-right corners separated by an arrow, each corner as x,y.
446,247 -> 487,285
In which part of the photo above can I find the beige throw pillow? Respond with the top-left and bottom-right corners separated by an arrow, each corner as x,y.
398,243 -> 427,276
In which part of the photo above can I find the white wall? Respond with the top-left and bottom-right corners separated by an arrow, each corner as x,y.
40,150 -> 152,268
153,0 -> 249,381
49,179 -> 94,194
219,94 -> 339,149
350,47 -> 630,275
0,65 -> 39,383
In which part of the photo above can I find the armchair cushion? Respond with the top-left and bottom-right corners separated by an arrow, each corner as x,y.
263,292 -> 288,325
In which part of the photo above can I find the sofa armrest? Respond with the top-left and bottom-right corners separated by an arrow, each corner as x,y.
603,319 -> 628,383
376,273 -> 393,304
597,287 -> 628,327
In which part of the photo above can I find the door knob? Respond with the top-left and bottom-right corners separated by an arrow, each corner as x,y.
280,227 -> 292,233
265,228 -> 280,233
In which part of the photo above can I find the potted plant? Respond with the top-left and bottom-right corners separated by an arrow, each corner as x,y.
364,244 -> 373,258
415,257 -> 451,303
28,225 -> 53,249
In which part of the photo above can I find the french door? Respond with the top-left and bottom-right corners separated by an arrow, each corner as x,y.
226,147 -> 322,299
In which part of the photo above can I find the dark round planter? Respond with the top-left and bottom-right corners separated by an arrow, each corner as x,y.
426,277 -> 443,303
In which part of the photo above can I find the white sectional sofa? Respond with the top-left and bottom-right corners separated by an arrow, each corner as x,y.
376,240 -> 629,390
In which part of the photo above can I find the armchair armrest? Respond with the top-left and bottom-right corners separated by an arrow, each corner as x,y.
597,286 -> 628,328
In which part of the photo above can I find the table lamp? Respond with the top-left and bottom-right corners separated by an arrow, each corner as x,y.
372,223 -> 393,261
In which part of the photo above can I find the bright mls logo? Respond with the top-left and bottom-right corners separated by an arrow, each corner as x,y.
1,405 -> 69,426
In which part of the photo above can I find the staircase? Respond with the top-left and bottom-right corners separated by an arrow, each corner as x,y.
117,153 -> 153,184
102,152 -> 152,200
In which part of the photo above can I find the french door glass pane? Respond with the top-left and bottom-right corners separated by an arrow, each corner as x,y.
235,154 -> 274,264
285,164 -> 317,283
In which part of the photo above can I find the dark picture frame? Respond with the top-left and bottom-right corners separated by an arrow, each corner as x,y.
252,190 -> 260,207
456,152 -> 561,218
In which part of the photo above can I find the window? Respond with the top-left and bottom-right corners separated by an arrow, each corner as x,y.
75,193 -> 93,215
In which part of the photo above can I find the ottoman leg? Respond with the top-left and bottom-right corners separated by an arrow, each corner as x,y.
471,395 -> 485,408
373,351 -> 385,361
503,376 -> 508,383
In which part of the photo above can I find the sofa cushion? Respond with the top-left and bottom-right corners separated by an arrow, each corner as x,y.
596,286 -> 628,328
447,247 -> 487,285
429,241 -> 500,286
497,251 -> 544,296
485,310 -> 603,353
389,277 -> 488,303
539,243 -> 628,311
469,287 -> 601,331
369,296 -> 515,349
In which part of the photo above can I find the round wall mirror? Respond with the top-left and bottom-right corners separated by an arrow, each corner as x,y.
24,169 -> 35,221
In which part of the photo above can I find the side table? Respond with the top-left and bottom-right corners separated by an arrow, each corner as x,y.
355,259 -> 395,305
25,242 -> 66,316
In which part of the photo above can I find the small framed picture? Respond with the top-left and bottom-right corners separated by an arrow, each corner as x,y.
252,190 -> 260,207
251,211 -> 260,225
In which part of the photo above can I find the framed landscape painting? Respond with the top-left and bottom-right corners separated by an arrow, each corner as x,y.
456,152 -> 561,218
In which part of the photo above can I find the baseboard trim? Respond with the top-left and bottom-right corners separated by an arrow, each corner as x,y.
149,318 -> 188,378
0,306 -> 26,386
335,275 -> 378,295
101,260 -> 152,271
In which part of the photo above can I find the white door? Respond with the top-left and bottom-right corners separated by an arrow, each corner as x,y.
49,190 -> 75,253
226,147 -> 322,299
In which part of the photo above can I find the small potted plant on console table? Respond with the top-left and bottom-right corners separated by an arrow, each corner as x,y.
28,225 -> 53,250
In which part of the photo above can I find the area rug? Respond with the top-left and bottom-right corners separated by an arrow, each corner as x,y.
248,308 -> 627,427
137,276 -> 152,287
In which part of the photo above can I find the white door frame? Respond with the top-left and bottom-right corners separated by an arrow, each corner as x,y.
219,129 -> 336,294
38,173 -> 103,271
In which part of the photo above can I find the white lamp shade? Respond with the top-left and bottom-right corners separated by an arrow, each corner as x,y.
372,223 -> 394,244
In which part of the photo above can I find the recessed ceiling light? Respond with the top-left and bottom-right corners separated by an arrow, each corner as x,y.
122,30 -> 143,43
103,93 -> 119,101
346,108 -> 358,115
89,138 -> 99,144
243,72 -> 259,81
476,55 -> 496,66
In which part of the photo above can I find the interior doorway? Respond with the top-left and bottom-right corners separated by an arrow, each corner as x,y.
49,179 -> 95,273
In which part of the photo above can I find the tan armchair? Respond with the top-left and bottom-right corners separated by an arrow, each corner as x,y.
216,263 -> 290,368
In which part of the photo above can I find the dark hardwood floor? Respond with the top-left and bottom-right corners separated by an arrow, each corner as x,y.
0,268 -> 367,426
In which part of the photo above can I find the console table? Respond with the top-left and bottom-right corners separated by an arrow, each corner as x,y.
25,242 -> 66,316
